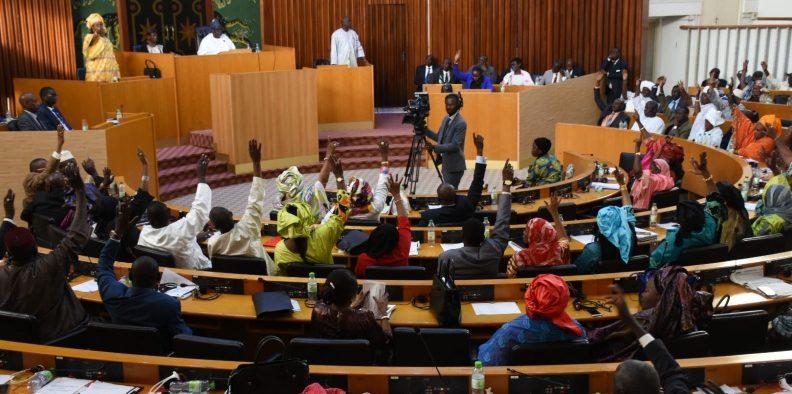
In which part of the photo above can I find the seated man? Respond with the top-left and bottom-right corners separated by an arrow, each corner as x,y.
97,204 -> 192,344
36,87 -> 72,130
519,137 -> 563,187
451,50 -> 493,90
207,140 -> 275,272
438,161 -> 513,278
689,110 -> 725,148
663,106 -> 692,139
631,79 -> 658,118
631,101 -> 664,134
428,58 -> 458,85
21,171 -> 70,226
23,129 -> 63,207
564,58 -> 584,79
501,57 -> 534,86
0,165 -> 90,343
594,72 -> 629,128
478,274 -> 586,365
197,19 -> 236,55
138,155 -> 212,270
657,81 -> 690,121
541,61 -> 565,85
16,92 -> 45,131
417,134 -> 486,226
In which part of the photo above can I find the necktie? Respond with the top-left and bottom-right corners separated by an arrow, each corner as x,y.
439,117 -> 450,142
52,107 -> 71,130
425,66 -> 432,83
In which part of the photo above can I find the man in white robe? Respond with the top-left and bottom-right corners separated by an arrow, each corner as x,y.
631,101 -> 665,134
197,20 -> 236,56
330,16 -> 367,67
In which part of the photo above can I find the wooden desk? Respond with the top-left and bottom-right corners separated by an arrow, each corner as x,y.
315,65 -> 375,130
744,101 -> 792,121
0,339 -> 789,393
422,83 -> 463,93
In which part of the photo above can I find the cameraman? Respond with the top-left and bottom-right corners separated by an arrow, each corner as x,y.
423,94 -> 467,188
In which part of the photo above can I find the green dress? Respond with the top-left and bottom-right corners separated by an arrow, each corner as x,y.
523,154 -> 563,186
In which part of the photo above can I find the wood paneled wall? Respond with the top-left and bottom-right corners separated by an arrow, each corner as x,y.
0,0 -> 77,115
261,0 -> 648,103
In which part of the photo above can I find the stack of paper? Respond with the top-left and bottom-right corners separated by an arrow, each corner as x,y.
160,269 -> 197,299
72,279 -> 99,293
570,234 -> 595,245
472,302 -> 522,315
590,182 -> 621,190
440,243 -> 464,252
730,266 -> 792,297
657,222 -> 679,230
635,228 -> 659,242
409,241 -> 420,256
508,241 -> 524,253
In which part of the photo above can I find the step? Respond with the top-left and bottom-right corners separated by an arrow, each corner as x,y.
156,145 -> 215,170
318,143 -> 413,159
159,172 -> 252,201
157,159 -> 228,185
188,129 -> 214,149
259,154 -> 421,179
319,132 -> 413,148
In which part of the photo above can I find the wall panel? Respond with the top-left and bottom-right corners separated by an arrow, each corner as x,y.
0,0 -> 77,115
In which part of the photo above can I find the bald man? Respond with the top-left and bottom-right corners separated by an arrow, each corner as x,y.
16,93 -> 45,131
330,16 -> 366,67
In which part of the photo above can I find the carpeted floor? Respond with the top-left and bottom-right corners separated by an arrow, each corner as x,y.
166,166 -> 524,215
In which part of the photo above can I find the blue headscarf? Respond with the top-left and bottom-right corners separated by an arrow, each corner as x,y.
596,206 -> 634,263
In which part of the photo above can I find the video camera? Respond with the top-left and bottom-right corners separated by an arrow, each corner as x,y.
402,92 -> 430,130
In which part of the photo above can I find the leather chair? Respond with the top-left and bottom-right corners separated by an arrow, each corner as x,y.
509,338 -> 593,365
675,244 -> 728,266
365,266 -> 427,280
287,338 -> 372,365
172,334 -> 245,361
649,188 -> 680,209
0,310 -> 39,343
79,321 -> 164,355
597,255 -> 649,274
665,330 -> 710,358
708,310 -> 770,355
619,152 -> 636,173
733,234 -> 786,260
133,245 -> 176,268
392,327 -> 471,366
284,263 -> 347,278
211,255 -> 269,275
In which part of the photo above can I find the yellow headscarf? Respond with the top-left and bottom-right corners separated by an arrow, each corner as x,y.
759,114 -> 782,136
276,202 -> 314,239
86,13 -> 104,29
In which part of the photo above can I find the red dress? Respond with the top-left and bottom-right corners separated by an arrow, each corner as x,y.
354,216 -> 411,277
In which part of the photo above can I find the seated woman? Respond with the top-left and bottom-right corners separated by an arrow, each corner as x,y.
340,141 -> 411,222
649,200 -> 718,268
506,194 -> 570,278
273,197 -> 348,275
310,269 -> 391,362
589,266 -> 712,361
274,143 -> 339,222
477,274 -> 586,366
519,137 -> 563,187
354,175 -> 411,278
690,152 -> 751,251
729,106 -> 777,162
574,170 -> 638,274
752,184 -> 792,236
630,131 -> 675,210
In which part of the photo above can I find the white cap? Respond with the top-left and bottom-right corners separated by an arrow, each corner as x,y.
705,110 -> 725,127
640,80 -> 654,91
732,88 -> 744,97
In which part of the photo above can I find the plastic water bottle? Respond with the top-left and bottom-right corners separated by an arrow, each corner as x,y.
565,164 -> 574,180
255,43 -> 260,52
27,370 -> 54,392
649,203 -> 658,227
471,360 -> 485,393
307,272 -> 317,302
168,380 -> 214,394
500,84 -> 506,93
427,220 -> 436,245
741,176 -> 751,200
483,217 -> 490,239
81,119 -> 89,131
115,107 -> 123,120
619,119 -> 627,129
490,187 -> 498,206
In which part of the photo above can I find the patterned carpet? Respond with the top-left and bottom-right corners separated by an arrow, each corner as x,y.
166,166 -> 519,215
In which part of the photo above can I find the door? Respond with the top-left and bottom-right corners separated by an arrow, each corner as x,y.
366,4 -> 409,107
125,0 -> 208,55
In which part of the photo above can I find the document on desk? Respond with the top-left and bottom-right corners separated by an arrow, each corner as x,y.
410,241 -> 420,256
291,299 -> 301,312
36,377 -> 92,393
427,204 -> 442,210
0,374 -> 11,385
440,243 -> 464,251
570,234 -> 595,245
79,381 -> 139,394
590,182 -> 621,190
508,241 -> 524,253
472,302 -> 522,315
657,222 -> 679,230
635,228 -> 658,242
72,279 -> 99,293
160,269 -> 197,299
730,266 -> 792,297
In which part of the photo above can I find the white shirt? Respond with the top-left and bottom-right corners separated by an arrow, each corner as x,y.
631,116 -> 665,134
437,69 -> 453,84
138,183 -> 212,270
501,70 -> 535,86
349,170 -> 412,221
689,103 -> 716,142
146,44 -> 163,54
206,177 -> 274,271
630,94 -> 653,116
330,28 -> 365,67
424,65 -> 434,80
197,34 -> 236,55
690,126 -> 723,148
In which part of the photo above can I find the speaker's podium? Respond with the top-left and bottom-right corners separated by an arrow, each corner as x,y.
210,69 -> 318,173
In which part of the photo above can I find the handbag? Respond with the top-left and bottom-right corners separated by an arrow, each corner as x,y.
143,59 -> 161,79
228,336 -> 309,394
430,259 -> 461,327
336,229 -> 369,255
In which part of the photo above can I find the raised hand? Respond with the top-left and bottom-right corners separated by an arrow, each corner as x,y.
378,138 -> 389,162
63,162 -> 83,191
544,192 -> 561,217
248,139 -> 262,177
113,201 -> 139,240
453,49 -> 461,64
761,60 -> 768,71
387,174 -> 402,197
607,285 -> 631,320
473,133 -> 484,155
4,189 -> 14,220
81,158 -> 98,176
596,71 -> 604,84
331,155 -> 344,179
656,76 -> 666,86
101,167 -> 114,189
197,154 -> 209,183
502,159 -> 514,183
690,151 -> 708,176
56,126 -> 65,153
614,168 -> 626,186
325,140 -> 340,159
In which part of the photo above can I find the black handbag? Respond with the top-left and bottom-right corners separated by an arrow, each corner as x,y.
430,260 -> 461,327
228,336 -> 309,394
336,229 -> 369,255
143,59 -> 161,79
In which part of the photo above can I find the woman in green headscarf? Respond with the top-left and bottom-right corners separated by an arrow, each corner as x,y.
753,184 -> 792,236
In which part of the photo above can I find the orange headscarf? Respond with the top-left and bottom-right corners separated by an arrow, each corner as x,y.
524,274 -> 583,336
759,114 -> 782,135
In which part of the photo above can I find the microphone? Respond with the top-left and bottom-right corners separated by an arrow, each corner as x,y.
413,327 -> 448,392
506,368 -> 569,388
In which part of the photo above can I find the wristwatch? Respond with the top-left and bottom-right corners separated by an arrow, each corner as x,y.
503,179 -> 513,186
336,177 -> 344,183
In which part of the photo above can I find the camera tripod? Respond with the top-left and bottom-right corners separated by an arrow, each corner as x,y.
403,132 -> 443,195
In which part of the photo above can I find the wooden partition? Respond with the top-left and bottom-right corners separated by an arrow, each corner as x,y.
0,114 -> 158,214
422,83 -> 463,93
426,74 -> 599,167
115,51 -> 177,78
262,45 -> 297,70
211,70 -> 318,173
315,65 -> 375,130
744,101 -> 792,121
12,78 -> 102,127
555,124 -> 751,196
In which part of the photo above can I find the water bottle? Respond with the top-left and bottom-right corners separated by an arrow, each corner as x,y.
619,119 -> 627,129
741,176 -> 751,200
115,107 -> 123,120
255,43 -> 260,52
4,111 -> 11,122
307,272 -> 317,302
168,380 -> 214,394
500,84 -> 506,93
490,186 -> 498,206
27,370 -> 54,392
427,220 -> 436,245
565,164 -> 574,180
118,183 -> 126,198
471,360 -> 485,394
649,203 -> 658,227
482,217 -> 490,239
81,119 -> 89,131
597,164 -> 606,181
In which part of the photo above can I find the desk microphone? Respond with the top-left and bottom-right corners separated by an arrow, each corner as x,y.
506,368 -> 568,388
413,327 -> 448,393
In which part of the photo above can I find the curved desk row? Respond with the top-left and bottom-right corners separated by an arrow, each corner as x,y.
0,340 -> 789,393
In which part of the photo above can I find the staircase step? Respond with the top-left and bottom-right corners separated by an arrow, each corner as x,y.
319,132 -> 413,148
156,145 -> 214,170
259,154 -> 421,179
159,172 -> 252,201
318,143 -> 413,159
189,129 -> 214,149
157,160 -> 228,185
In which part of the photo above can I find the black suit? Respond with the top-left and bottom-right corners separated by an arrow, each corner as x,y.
565,66 -> 585,79
36,104 -> 71,130
417,161 -> 485,226
16,110 -> 45,131
414,64 -> 437,91
594,88 -> 629,128
428,68 -> 458,85
600,57 -> 628,104
644,339 -> 689,394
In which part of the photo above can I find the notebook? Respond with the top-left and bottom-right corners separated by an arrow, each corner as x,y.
252,291 -> 295,317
